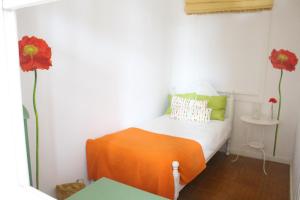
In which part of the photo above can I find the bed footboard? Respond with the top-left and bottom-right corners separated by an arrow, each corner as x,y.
172,161 -> 180,200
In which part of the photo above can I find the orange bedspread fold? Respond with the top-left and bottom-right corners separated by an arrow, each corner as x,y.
86,128 -> 206,199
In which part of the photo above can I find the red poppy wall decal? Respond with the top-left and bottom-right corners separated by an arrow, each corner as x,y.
270,49 -> 297,72
269,49 -> 298,156
19,36 -> 52,189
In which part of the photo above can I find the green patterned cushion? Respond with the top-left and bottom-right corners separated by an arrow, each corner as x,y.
196,95 -> 227,121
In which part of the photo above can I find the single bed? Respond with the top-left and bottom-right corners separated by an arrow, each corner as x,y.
136,115 -> 232,162
86,93 -> 234,200
135,94 -> 234,199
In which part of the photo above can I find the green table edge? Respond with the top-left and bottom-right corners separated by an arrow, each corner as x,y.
67,177 -> 168,200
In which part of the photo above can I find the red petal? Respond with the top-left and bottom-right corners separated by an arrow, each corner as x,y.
270,49 -> 298,72
18,36 -> 52,71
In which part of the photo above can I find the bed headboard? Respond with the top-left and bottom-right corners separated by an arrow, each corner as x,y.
219,92 -> 235,122
218,92 -> 234,121
171,82 -> 235,121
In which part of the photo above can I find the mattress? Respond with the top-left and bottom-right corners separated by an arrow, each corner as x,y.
136,115 -> 232,161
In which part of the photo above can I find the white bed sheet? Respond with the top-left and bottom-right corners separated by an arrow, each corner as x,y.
136,115 -> 232,162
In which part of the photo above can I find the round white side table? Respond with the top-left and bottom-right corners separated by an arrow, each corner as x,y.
233,116 -> 279,175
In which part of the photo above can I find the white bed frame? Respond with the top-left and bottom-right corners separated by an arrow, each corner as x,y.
171,93 -> 235,199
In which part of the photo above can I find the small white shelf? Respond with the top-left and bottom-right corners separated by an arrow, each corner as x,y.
248,141 -> 264,149
240,115 -> 279,126
235,115 -> 279,175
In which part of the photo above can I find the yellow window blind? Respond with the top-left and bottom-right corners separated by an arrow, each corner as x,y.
185,0 -> 273,14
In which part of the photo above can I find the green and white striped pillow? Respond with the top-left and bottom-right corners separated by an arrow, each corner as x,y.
170,96 -> 211,123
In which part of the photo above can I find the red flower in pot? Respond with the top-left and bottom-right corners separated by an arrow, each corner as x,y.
268,97 -> 277,104
268,97 -> 277,120
19,36 -> 52,189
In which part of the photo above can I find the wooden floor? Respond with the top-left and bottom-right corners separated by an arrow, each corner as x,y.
179,152 -> 290,200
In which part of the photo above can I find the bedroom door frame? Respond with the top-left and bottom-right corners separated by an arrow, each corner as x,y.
0,0 -> 58,199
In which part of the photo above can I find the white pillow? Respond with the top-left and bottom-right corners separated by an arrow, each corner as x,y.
170,96 -> 211,123
171,81 -> 219,96
170,96 -> 190,120
189,107 -> 212,123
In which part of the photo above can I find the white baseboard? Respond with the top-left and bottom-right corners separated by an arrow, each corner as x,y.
230,147 -> 291,164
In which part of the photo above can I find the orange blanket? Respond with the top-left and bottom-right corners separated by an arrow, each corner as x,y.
86,128 -> 206,199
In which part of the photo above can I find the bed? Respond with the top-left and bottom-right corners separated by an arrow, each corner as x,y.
136,93 -> 234,199
86,93 -> 234,200
136,115 -> 233,162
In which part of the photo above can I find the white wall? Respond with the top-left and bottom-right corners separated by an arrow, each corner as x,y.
17,0 -> 300,197
17,0 -> 171,196
168,0 -> 300,163
292,117 -> 300,200
168,5 -> 271,95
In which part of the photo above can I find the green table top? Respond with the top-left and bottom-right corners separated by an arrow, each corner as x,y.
67,178 -> 168,200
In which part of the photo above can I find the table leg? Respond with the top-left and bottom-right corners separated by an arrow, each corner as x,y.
260,148 -> 267,175
261,127 -> 267,175
232,123 -> 250,163
232,154 -> 239,162
231,143 -> 248,162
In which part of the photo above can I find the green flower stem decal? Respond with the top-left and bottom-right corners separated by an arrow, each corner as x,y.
273,70 -> 283,156
33,70 -> 40,189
